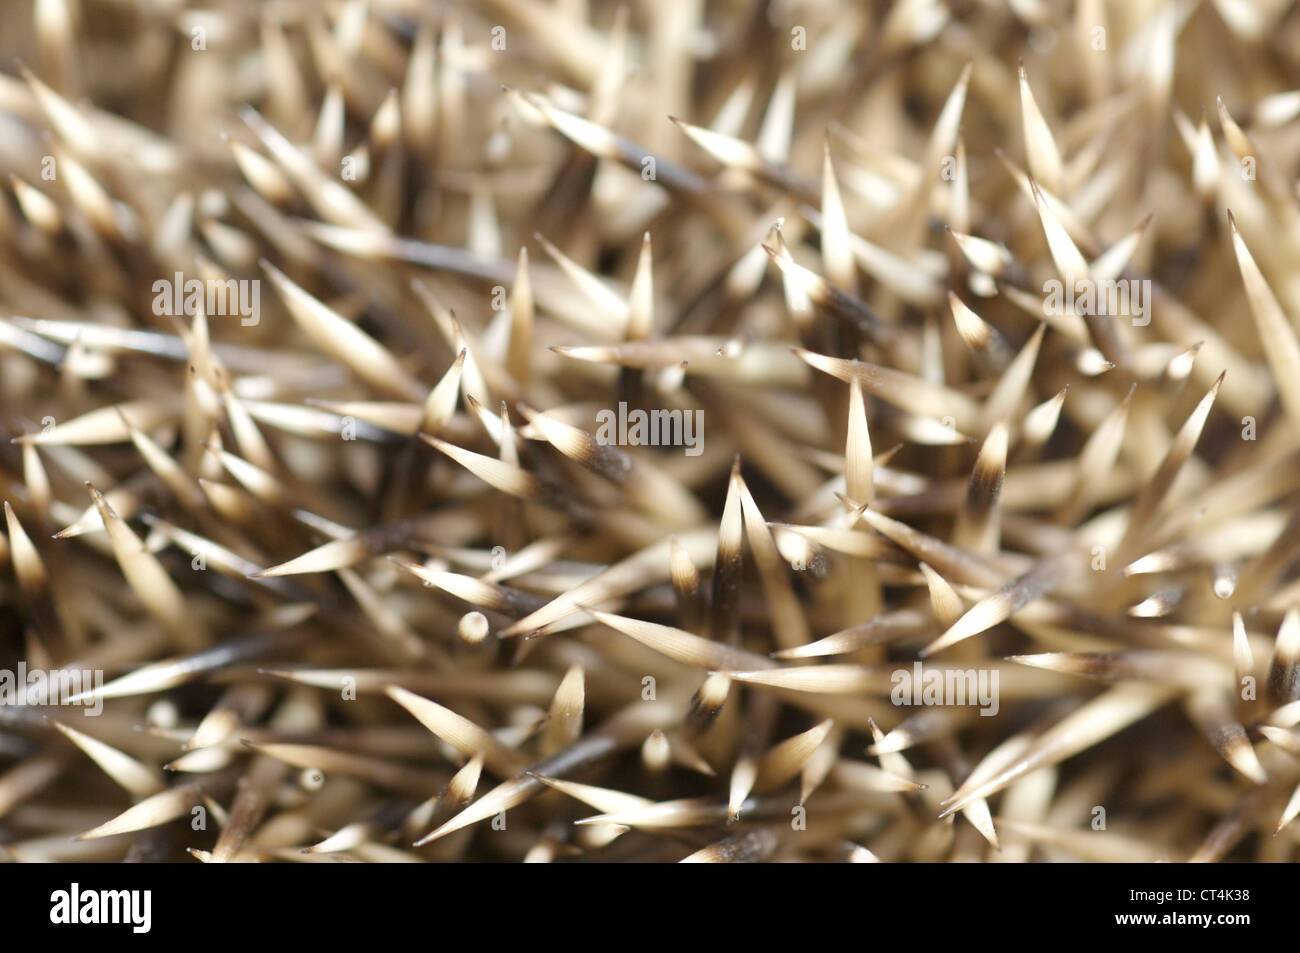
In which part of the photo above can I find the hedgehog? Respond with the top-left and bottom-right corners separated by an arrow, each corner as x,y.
1,0 -> 1300,864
